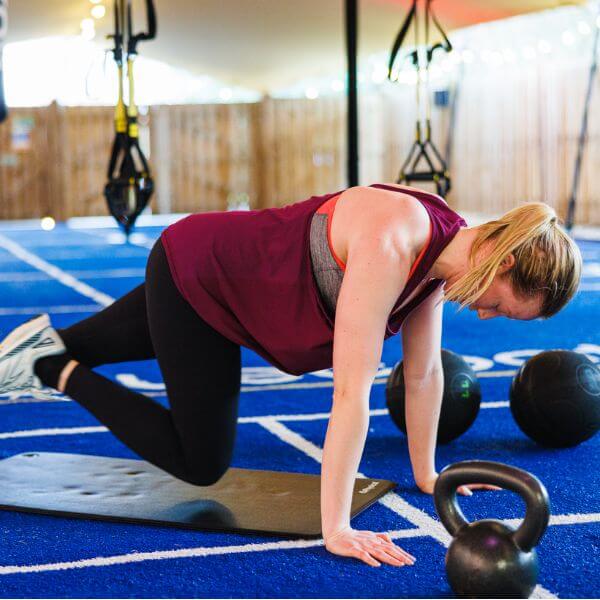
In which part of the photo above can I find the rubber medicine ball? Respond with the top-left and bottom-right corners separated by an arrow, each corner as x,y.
510,350 -> 600,447
386,349 -> 481,444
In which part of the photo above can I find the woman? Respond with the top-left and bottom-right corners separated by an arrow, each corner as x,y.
0,183 -> 582,568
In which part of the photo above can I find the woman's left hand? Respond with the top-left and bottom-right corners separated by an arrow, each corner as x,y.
417,473 -> 501,496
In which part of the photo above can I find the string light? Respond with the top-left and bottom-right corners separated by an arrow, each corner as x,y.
502,48 -> 517,63
577,20 -> 592,35
561,30 -> 576,46
537,40 -> 552,54
91,4 -> 106,19
489,51 -> 504,67
480,49 -> 493,63
80,16 -> 95,40
460,49 -> 475,64
39,1 -> 599,103
40,217 -> 56,231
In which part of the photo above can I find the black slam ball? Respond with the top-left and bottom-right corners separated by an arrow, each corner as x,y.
386,349 -> 481,444
510,350 -> 600,447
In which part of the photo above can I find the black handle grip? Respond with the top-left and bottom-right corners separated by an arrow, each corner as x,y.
434,460 -> 550,552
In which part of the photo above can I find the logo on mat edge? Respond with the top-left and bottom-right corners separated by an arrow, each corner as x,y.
359,481 -> 380,495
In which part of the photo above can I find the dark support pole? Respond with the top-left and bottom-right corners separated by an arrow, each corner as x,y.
345,0 -> 359,187
0,0 -> 8,124
566,11 -> 600,230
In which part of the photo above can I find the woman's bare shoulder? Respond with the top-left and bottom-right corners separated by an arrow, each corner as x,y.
368,182 -> 448,203
341,185 -> 430,227
339,185 -> 431,254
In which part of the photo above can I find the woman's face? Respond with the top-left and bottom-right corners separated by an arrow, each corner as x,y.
469,273 -> 542,321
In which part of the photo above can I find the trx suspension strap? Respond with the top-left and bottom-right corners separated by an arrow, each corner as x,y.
566,10 -> 600,230
0,0 -> 8,124
387,0 -> 452,197
105,0 -> 156,236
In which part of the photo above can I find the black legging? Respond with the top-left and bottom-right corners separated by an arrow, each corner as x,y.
34,238 -> 242,486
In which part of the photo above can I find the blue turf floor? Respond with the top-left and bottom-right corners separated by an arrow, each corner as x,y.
0,223 -> 598,598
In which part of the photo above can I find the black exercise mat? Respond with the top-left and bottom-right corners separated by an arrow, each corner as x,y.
0,452 -> 396,537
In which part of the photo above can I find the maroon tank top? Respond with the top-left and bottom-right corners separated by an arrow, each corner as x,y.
161,184 -> 467,375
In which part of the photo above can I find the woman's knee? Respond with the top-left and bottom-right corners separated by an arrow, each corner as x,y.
180,460 -> 230,487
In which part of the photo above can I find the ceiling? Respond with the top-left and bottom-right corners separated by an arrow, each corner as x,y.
7,0 -> 586,91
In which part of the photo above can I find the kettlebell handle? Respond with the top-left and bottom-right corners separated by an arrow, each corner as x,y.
434,460 -> 550,552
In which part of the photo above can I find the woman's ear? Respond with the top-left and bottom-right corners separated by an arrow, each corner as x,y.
498,253 -> 515,274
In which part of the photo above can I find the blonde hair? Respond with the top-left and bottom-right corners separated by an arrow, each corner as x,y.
445,203 -> 582,318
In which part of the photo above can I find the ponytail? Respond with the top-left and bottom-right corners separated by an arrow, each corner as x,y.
445,203 -> 582,318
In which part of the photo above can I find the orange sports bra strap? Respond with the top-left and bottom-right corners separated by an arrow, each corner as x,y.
316,194 -> 341,216
316,194 -> 346,271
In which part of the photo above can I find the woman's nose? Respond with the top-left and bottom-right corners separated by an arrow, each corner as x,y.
477,309 -> 498,320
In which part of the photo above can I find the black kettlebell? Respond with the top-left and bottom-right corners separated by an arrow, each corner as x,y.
434,461 -> 550,599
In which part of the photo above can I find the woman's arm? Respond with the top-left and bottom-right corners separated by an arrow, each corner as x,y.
321,216 -> 412,539
400,285 -> 445,489
400,287 -> 501,496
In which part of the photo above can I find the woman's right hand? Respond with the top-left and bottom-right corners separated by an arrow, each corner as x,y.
417,472 -> 501,496
324,526 -> 416,567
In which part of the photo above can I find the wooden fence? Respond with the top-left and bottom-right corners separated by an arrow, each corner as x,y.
0,105 -> 114,221
0,58 -> 599,225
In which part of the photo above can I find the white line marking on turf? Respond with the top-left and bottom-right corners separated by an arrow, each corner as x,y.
0,528 -> 425,575
109,369 -> 511,395
0,269 -> 146,282
0,396 -> 69,406
241,370 -> 516,393
548,512 -> 600,525
504,513 -> 600,528
3,368 -> 518,401
78,228 -> 155,250
0,540 -> 324,575
531,586 -> 559,599
258,418 -> 326,465
0,234 -> 114,307
477,370 -> 517,378
0,401 -> 512,439
237,370 -> 516,394
481,401 -> 510,409
244,409 -> 387,423
67,213 -> 189,229
0,509 -> 592,582
0,390 -> 167,403
0,426 -> 108,440
0,305 -> 103,316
